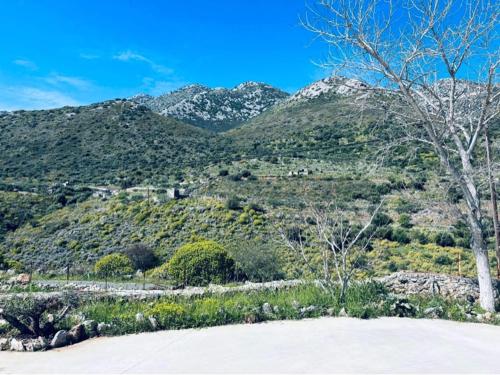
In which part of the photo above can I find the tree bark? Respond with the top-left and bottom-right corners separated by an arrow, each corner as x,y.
467,211 -> 496,312
473,245 -> 496,312
0,313 -> 34,336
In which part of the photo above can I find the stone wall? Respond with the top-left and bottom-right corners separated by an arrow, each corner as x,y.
378,271 -> 500,301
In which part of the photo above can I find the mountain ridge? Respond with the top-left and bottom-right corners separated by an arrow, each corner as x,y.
130,81 -> 289,131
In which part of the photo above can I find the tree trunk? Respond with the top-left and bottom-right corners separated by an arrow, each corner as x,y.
484,127 -> 500,279
473,246 -> 496,312
468,213 -> 496,312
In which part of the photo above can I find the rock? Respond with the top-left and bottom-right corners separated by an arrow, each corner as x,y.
6,269 -> 15,276
262,303 -> 273,316
50,330 -> 69,348
10,338 -> 25,351
477,314 -> 484,322
68,324 -> 87,343
338,307 -> 348,317
16,273 -> 31,285
83,320 -> 98,338
148,316 -> 158,330
326,308 -> 335,316
484,312 -> 492,321
97,322 -> 111,335
135,313 -> 145,323
24,337 -> 48,352
0,338 -> 10,351
423,306 -> 443,319
244,314 -> 257,324
390,298 -> 417,317
379,271 -> 500,301
299,305 -> 317,315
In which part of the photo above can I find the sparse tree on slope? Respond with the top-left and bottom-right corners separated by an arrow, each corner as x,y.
304,0 -> 499,310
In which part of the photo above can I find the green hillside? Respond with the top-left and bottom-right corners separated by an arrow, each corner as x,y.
0,83 -> 497,279
0,100 -> 231,187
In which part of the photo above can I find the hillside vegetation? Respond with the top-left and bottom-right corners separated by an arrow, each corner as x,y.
0,78 -> 497,280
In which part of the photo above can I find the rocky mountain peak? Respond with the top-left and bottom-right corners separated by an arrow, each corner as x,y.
130,82 -> 289,131
285,76 -> 369,104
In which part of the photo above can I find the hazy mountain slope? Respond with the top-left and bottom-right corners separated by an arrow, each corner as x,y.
131,82 -> 289,131
0,100 -> 230,186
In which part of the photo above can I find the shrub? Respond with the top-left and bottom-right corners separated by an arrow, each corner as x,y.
240,170 -> 252,178
123,243 -> 159,271
238,213 -> 250,224
218,169 -> 229,176
372,225 -> 393,241
434,232 -> 455,247
398,214 -> 413,228
95,253 -> 133,279
3,258 -> 24,272
226,196 -> 241,210
411,230 -> 429,244
147,302 -> 186,329
391,228 -> 411,244
434,254 -> 454,266
167,240 -> 235,286
148,262 -> 169,280
229,242 -> 285,282
372,212 -> 393,226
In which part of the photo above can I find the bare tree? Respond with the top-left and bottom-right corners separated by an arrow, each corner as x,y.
303,0 -> 499,311
279,202 -> 381,301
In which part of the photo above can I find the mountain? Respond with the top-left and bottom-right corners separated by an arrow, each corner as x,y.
0,100 -> 231,187
228,77 -> 388,162
284,77 -> 370,105
131,82 -> 289,132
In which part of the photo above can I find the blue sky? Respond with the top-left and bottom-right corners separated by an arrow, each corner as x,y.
0,0 -> 329,110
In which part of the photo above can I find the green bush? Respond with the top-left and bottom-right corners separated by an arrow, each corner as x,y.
434,232 -> 455,247
123,243 -> 159,271
167,240 -> 235,286
95,253 -> 133,279
226,196 -> 241,210
411,230 -> 429,244
398,214 -> 413,228
147,302 -> 187,329
229,241 -> 285,282
391,228 -> 411,244
2,258 -> 24,272
434,254 -> 454,266
372,212 -> 393,226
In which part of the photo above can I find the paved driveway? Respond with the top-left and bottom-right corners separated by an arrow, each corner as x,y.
1,317 -> 499,374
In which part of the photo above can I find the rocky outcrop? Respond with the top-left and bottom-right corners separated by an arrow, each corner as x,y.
50,330 -> 69,348
378,272 -> 500,301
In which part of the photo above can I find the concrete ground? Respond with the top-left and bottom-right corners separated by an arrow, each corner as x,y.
0,317 -> 499,374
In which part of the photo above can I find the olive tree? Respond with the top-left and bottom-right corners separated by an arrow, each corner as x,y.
303,0 -> 498,311
0,293 -> 78,337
